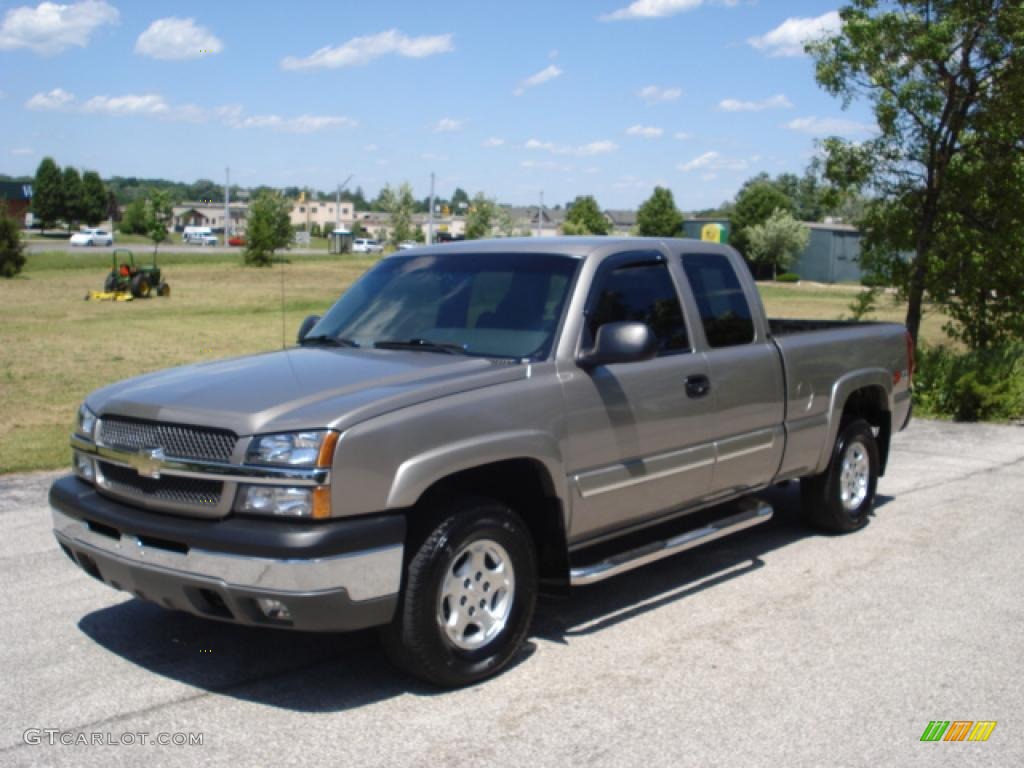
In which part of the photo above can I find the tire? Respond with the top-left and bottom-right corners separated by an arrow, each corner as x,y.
801,418 -> 879,533
103,274 -> 117,292
381,497 -> 537,687
131,274 -> 151,298
157,282 -> 170,297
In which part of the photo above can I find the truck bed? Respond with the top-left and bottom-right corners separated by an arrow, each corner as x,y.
768,318 -> 885,336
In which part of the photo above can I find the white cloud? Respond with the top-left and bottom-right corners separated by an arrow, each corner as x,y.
0,0 -> 118,54
281,29 -> 453,70
525,138 -> 617,156
786,116 -> 875,136
748,11 -> 841,58
433,117 -> 462,132
25,86 -> 75,109
626,124 -> 663,138
600,0 -> 703,22
135,17 -> 223,60
364,143 -> 378,152
83,93 -> 170,116
673,131 -> 693,140
10,147 -> 33,156
482,137 -> 505,147
513,64 -> 562,96
637,85 -> 681,104
718,94 -> 793,112
520,159 -> 569,171
677,151 -> 748,172
223,111 -> 357,133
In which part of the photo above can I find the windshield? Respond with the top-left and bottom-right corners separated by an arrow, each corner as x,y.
310,252 -> 580,360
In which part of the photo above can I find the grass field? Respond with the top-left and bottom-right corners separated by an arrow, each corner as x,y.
0,253 -> 951,474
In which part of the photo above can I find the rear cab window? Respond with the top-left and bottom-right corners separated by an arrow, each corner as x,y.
681,252 -> 755,348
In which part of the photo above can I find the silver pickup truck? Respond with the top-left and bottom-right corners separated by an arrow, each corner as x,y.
50,238 -> 913,686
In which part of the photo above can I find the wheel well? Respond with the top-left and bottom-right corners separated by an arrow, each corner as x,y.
841,386 -> 892,475
414,459 -> 570,593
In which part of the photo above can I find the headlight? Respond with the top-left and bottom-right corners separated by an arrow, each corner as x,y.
246,430 -> 338,467
237,485 -> 331,518
77,404 -> 98,440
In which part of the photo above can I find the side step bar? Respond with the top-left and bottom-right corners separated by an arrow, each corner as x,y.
569,499 -> 773,586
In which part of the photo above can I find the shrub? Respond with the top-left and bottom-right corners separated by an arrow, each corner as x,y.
0,203 -> 27,278
914,343 -> 1024,422
775,272 -> 800,283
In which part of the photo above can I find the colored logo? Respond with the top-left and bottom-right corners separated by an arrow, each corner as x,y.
920,721 -> 997,742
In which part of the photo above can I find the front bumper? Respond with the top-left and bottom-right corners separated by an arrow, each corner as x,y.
49,475 -> 404,632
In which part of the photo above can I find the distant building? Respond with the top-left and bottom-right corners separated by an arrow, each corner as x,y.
171,202 -> 249,235
290,199 -> 354,231
682,217 -> 731,243
603,209 -> 637,235
501,206 -> 564,237
791,222 -> 863,283
0,181 -> 33,225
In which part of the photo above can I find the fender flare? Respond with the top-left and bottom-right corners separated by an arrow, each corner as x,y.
813,369 -> 893,475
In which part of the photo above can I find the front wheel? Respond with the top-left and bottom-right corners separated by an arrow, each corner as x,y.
381,497 -> 537,687
801,418 -> 879,533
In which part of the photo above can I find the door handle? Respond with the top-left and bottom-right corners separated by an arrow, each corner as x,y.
685,375 -> 711,398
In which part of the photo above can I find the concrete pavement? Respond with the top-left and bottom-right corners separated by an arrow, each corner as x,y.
1,419 -> 1021,767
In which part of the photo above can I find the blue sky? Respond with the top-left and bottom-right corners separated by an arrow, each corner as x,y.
0,0 -> 875,210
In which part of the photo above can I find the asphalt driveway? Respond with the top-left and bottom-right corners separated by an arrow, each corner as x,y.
1,419 -> 1021,767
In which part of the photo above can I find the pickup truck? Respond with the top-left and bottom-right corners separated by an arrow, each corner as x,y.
50,238 -> 913,687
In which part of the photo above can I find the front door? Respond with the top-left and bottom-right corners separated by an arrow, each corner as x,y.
560,251 -> 718,544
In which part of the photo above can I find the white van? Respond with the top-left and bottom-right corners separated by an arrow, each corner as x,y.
183,226 -> 217,246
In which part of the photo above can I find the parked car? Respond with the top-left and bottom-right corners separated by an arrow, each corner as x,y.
397,241 -> 418,251
228,236 -> 246,247
353,238 -> 384,253
51,238 -> 913,687
183,226 -> 217,246
69,228 -> 113,247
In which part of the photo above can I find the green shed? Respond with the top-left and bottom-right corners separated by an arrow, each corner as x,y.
790,223 -> 863,284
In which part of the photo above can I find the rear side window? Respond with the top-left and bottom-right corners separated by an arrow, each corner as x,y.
682,253 -> 755,347
587,260 -> 689,355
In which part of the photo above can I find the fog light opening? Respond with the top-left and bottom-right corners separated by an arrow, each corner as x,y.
74,452 -> 95,482
257,598 -> 292,621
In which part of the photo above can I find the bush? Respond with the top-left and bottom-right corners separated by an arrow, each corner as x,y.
775,272 -> 800,283
914,343 -> 1024,422
0,203 -> 27,278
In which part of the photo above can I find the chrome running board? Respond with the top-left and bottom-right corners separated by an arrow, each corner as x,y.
569,499 -> 773,586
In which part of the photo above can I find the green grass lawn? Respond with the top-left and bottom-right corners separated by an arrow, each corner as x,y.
0,258 -> 949,474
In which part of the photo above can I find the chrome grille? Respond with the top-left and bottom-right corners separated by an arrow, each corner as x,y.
98,417 -> 237,462
98,462 -> 223,507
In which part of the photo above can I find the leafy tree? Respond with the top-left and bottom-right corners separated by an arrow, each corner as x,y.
244,191 -> 292,266
310,222 -> 322,238
119,198 -> 147,234
729,181 -> 793,256
451,187 -> 470,214
745,209 -> 810,280
494,206 -> 517,237
465,193 -> 497,239
80,171 -> 108,226
145,190 -> 172,255
563,195 -> 610,236
61,167 -> 84,230
350,220 -> 368,239
383,182 -> 416,245
0,202 -> 27,278
636,186 -> 684,237
808,0 -> 1024,348
31,157 -> 63,233
189,178 -> 222,203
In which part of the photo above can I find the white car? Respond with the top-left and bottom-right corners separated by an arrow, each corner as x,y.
70,228 -> 113,247
397,240 -> 419,251
185,234 -> 218,246
352,238 -> 384,253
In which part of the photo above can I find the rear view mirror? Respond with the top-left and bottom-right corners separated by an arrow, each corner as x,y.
576,322 -> 658,368
297,315 -> 320,343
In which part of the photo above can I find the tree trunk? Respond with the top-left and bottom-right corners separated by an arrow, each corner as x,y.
905,253 -> 927,348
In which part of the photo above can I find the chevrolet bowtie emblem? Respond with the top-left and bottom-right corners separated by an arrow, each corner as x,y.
131,447 -> 165,479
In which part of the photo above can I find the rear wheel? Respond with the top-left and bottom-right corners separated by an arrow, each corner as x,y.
381,497 -> 537,687
801,418 -> 879,533
130,274 -> 151,298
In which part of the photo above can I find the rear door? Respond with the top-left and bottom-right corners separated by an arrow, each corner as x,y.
678,251 -> 785,498
561,250 -> 716,543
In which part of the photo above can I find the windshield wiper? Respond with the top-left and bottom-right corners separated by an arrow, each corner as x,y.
300,335 -> 359,348
374,338 -> 468,355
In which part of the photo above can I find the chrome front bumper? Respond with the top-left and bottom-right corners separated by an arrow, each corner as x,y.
50,476 -> 404,632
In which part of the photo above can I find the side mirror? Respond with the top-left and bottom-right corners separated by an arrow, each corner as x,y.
577,322 -> 658,369
297,314 -> 320,343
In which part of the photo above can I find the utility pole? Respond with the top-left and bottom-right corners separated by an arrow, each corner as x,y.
336,174 -> 352,232
537,190 -> 543,237
427,172 -> 435,245
224,167 -> 230,239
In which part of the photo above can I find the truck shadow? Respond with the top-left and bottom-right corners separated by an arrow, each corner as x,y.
77,482 -> 892,711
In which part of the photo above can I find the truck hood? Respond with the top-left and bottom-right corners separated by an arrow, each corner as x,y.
87,347 -> 528,436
